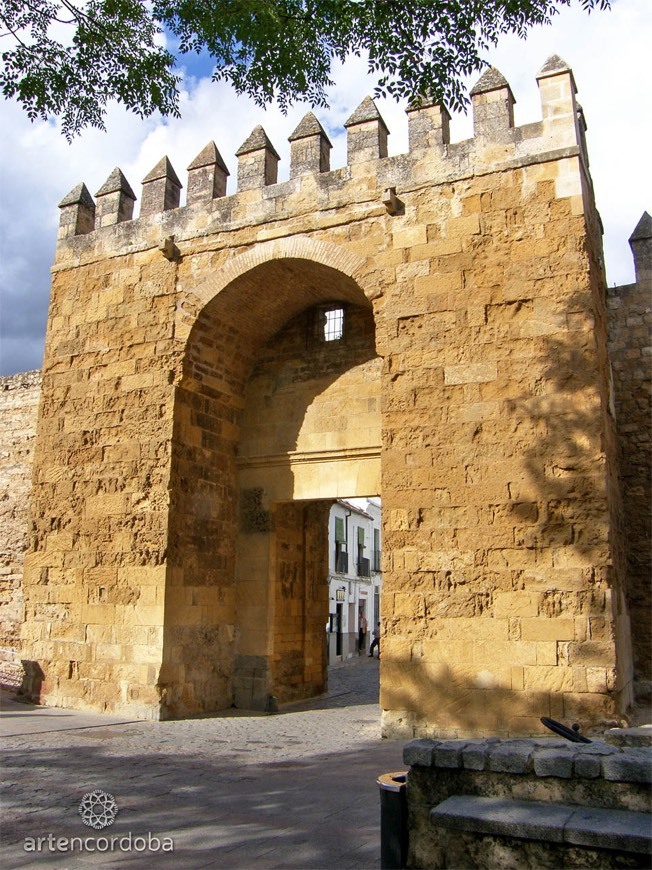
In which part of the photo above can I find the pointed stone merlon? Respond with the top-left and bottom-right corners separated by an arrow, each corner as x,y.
187,142 -> 230,205
140,157 -> 182,217
536,54 -> 578,123
470,67 -> 515,139
344,97 -> 389,164
58,183 -> 95,240
288,113 -> 332,178
95,168 -> 136,227
406,95 -> 451,151
629,211 -> 652,287
236,126 -> 280,191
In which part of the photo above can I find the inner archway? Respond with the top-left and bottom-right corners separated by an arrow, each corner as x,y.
162,253 -> 382,716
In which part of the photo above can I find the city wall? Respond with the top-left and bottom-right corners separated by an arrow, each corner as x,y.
1,55 -> 648,734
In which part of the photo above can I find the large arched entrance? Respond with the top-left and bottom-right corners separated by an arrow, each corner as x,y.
161,251 -> 382,716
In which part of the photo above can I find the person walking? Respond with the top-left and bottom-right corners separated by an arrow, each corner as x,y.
358,611 -> 367,655
368,622 -> 380,659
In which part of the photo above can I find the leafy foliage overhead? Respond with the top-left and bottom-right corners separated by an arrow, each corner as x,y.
1,0 -> 611,139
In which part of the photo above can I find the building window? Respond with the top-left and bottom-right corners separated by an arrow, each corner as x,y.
311,304 -> 345,343
357,526 -> 370,577
373,528 -> 381,572
335,516 -> 348,573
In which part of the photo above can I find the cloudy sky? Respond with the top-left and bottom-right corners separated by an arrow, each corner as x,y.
0,0 -> 649,376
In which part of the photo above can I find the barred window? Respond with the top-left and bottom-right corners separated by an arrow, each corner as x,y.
311,304 -> 345,343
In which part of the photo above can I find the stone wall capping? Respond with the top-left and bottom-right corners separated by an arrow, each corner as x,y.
236,124 -> 281,159
142,155 -> 182,186
58,181 -> 94,209
187,141 -> 229,174
404,737 -> 652,784
236,125 -> 280,190
470,66 -> 513,98
630,210 -> 652,243
52,58 -> 593,244
96,167 -> 136,200
488,740 -> 535,774
403,738 -> 442,766
140,156 -> 182,217
470,66 -> 515,137
605,724 -> 652,748
537,53 -> 576,86
288,111 -> 332,145
533,747 -> 575,778
602,749 -> 652,784
94,167 -> 136,227
344,95 -> 389,163
629,209 -> 652,284
435,740 -> 471,768
344,95 -> 389,131
288,112 -> 332,177
187,141 -> 230,204
57,182 -> 95,238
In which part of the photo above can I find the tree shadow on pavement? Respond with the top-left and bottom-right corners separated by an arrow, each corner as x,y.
1,728 -> 402,869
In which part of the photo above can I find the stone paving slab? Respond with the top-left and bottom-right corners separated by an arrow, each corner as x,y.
0,690 -> 139,737
1,657 -> 401,869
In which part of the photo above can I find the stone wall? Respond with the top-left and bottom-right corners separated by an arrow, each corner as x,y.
0,370 -> 41,683
271,501 -> 331,704
607,213 -> 652,691
404,734 -> 651,868
12,56 -> 638,729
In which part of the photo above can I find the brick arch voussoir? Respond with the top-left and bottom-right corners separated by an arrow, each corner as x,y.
174,236 -> 384,346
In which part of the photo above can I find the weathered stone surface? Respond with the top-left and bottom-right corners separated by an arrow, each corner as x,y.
404,738 -> 440,767
431,795 -> 572,843
431,795 -> 652,856
407,738 -> 652,868
533,747 -> 575,778
565,805 -> 652,853
186,141 -> 230,203
605,726 -> 652,748
0,371 -> 41,682
607,212 -> 652,688
602,749 -> 652,784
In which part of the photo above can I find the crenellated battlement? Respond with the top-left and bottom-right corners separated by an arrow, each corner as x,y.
56,55 -> 587,258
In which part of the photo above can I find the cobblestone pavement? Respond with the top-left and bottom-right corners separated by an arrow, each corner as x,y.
1,655 -> 405,869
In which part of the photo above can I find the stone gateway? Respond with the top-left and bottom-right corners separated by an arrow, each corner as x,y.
2,56 -> 650,737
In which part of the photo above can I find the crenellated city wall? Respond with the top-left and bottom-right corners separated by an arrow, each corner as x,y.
1,56 -> 646,734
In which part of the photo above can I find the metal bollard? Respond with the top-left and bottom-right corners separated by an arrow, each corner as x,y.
377,771 -> 408,869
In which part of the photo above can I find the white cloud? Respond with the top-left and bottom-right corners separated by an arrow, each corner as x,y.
0,0 -> 648,374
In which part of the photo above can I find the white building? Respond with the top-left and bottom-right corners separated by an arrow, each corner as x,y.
326,498 -> 382,663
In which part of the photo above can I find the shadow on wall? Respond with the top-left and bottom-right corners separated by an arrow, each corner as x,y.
381,659 -> 624,739
17,660 -> 44,703
381,283 -> 634,737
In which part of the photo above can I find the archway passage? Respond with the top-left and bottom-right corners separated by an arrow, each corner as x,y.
162,257 -> 382,716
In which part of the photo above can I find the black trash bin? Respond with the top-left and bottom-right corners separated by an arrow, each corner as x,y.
377,771 -> 408,869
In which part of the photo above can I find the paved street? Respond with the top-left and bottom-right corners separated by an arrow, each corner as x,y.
1,655 -> 404,869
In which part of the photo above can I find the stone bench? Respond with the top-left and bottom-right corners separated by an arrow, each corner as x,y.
431,794 -> 652,856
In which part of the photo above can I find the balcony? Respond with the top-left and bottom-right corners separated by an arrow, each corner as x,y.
356,557 -> 370,578
335,551 -> 348,574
